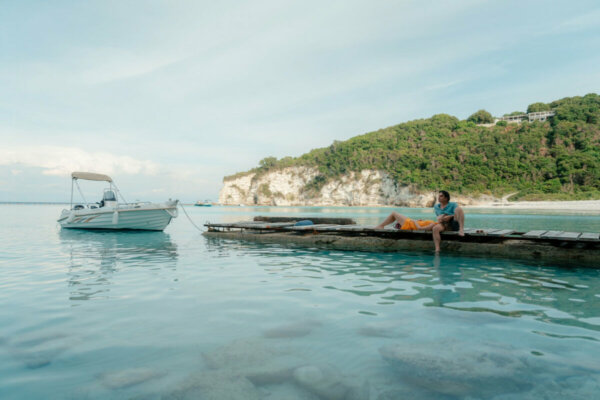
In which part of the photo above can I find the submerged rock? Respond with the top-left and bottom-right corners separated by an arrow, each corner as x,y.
202,337 -> 304,388
202,338 -> 286,370
357,322 -> 408,339
163,370 -> 262,400
5,331 -> 74,369
293,365 -> 369,400
12,332 -> 69,348
245,360 -> 297,386
99,368 -> 166,389
263,320 -> 321,339
23,355 -> 52,369
379,341 -> 532,398
16,344 -> 71,369
376,387 -> 455,400
261,382 -> 321,400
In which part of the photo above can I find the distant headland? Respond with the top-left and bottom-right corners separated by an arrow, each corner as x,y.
219,93 -> 600,207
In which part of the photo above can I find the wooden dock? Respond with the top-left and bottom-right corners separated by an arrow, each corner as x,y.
203,217 -> 600,267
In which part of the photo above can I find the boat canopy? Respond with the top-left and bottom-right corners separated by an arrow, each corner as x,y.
71,172 -> 113,182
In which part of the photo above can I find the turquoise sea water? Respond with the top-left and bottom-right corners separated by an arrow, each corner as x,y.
1,204 -> 599,399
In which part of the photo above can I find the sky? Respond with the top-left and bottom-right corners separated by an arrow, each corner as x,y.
1,0 -> 599,203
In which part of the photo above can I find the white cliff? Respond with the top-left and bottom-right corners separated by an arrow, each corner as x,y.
219,167 -> 495,207
219,167 -> 479,207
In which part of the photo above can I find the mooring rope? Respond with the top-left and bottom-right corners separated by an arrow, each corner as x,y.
179,203 -> 204,232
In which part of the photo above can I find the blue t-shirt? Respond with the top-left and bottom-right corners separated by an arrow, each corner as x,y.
434,202 -> 458,216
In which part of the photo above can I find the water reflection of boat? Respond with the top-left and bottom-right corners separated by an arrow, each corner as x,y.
59,230 -> 178,301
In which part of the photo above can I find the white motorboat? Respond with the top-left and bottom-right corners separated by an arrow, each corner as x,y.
57,172 -> 178,231
194,200 -> 212,207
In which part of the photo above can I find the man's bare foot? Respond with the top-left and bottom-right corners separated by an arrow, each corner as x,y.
459,230 -> 464,237
435,248 -> 440,253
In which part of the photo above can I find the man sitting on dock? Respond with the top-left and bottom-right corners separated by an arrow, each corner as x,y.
375,190 -> 465,252
432,190 -> 465,252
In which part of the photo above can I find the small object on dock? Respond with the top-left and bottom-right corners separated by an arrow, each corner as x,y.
294,220 -> 314,227
254,216 -> 356,225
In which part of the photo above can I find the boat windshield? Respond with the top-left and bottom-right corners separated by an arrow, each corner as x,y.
103,190 -> 117,201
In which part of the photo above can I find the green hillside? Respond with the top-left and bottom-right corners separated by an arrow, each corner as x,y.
227,93 -> 600,201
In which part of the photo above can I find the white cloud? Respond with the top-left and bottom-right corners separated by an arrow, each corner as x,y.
77,47 -> 184,85
555,9 -> 600,33
0,145 -> 160,177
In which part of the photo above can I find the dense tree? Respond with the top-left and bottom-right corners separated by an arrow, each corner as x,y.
258,156 -> 277,169
467,109 -> 494,124
527,102 -> 552,113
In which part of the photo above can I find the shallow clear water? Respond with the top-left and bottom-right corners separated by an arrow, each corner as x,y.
1,204 -> 599,399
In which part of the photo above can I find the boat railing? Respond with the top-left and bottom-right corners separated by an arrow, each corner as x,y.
70,200 -> 171,211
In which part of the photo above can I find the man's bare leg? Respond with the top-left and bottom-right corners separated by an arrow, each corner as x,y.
432,223 -> 446,252
375,212 -> 408,229
455,207 -> 465,236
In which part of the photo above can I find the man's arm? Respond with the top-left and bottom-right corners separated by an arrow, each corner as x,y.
437,214 -> 453,223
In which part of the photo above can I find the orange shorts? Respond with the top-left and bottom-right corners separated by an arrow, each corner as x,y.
396,218 -> 436,230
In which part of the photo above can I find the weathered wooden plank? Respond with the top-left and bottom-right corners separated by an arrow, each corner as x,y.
219,222 -> 295,229
284,224 -> 339,231
334,225 -> 373,232
483,229 -> 503,234
541,231 -> 564,239
551,232 -> 581,240
523,230 -> 547,238
463,227 -> 479,234
313,225 -> 353,231
487,229 -> 515,236
579,232 -> 600,240
205,221 -> 259,228
262,222 -> 297,228
236,223 -> 270,229
237,222 -> 288,229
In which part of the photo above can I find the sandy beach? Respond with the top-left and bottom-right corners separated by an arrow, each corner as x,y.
467,199 -> 600,211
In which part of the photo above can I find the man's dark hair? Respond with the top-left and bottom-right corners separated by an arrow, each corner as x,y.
439,190 -> 450,201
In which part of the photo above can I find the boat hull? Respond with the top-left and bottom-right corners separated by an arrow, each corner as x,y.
58,207 -> 177,231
